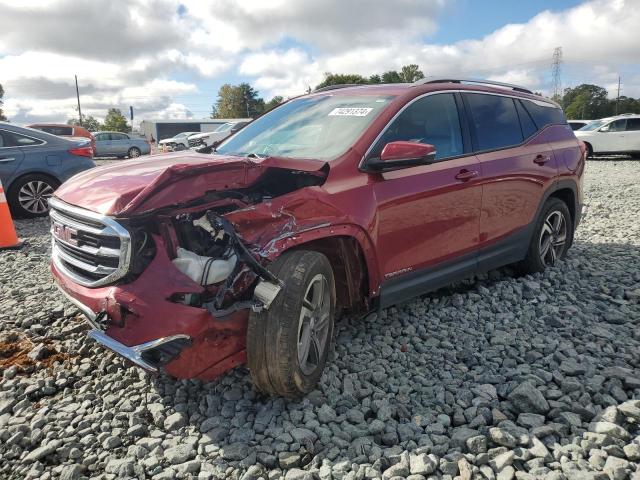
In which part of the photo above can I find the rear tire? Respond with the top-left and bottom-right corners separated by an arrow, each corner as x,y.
247,250 -> 335,398
128,147 -> 141,158
519,198 -> 573,275
584,142 -> 593,158
7,174 -> 60,218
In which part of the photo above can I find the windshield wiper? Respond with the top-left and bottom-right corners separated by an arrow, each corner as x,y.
246,152 -> 267,159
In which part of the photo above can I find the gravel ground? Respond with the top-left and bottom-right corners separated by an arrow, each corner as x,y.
1,159 -> 639,480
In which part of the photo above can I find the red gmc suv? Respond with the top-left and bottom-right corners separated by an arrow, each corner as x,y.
50,79 -> 585,398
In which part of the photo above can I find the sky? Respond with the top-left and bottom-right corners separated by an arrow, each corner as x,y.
0,0 -> 639,126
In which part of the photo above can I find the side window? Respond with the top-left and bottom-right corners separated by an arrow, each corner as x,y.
465,93 -> 523,151
515,100 -> 537,139
606,119 -> 626,132
626,118 -> 640,131
0,130 -> 44,147
521,100 -> 566,130
111,133 -> 127,141
370,93 -> 464,160
95,133 -> 106,141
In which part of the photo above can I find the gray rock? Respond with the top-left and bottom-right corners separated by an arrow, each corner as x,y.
164,444 -> 196,464
489,427 -> 517,448
508,382 -> 549,414
60,464 -> 84,480
164,412 -> 187,430
409,453 -> 437,476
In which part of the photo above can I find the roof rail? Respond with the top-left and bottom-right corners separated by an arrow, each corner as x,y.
313,83 -> 365,93
414,78 -> 533,95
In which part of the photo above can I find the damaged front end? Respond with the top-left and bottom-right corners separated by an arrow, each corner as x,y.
51,155 -> 335,380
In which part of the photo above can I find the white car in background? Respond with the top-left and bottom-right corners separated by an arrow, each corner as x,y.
158,131 -> 199,151
188,121 -> 249,148
574,114 -> 640,158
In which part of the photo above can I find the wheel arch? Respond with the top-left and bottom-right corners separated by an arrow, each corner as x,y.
268,226 -> 381,314
6,170 -> 61,195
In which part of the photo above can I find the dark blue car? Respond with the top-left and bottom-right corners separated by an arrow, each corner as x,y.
0,122 -> 96,217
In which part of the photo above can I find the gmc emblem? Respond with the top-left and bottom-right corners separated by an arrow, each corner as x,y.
52,222 -> 78,246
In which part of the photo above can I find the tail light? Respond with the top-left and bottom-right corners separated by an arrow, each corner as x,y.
69,146 -> 94,158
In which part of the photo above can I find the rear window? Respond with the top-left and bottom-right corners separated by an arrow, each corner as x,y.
37,126 -> 73,136
521,100 -> 566,130
464,93 -> 523,151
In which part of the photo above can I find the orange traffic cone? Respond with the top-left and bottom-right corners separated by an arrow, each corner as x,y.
0,180 -> 23,250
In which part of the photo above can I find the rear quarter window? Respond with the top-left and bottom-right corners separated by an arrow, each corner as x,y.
521,100 -> 566,130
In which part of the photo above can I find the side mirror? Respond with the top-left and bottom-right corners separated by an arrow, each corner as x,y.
599,125 -> 610,132
365,141 -> 437,172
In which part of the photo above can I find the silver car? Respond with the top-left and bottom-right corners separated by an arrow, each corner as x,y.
94,131 -> 150,158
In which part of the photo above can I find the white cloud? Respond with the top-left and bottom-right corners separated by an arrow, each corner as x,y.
1,0 -> 639,125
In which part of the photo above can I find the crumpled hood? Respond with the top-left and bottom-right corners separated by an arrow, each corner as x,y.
53,151 -> 326,216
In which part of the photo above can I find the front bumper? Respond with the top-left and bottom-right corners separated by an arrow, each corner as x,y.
52,234 -> 249,380
56,284 -> 189,372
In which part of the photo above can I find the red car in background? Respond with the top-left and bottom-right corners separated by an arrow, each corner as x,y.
28,123 -> 96,155
49,79 -> 585,398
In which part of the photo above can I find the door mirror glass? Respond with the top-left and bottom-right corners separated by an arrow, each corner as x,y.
366,141 -> 436,171
599,125 -> 610,132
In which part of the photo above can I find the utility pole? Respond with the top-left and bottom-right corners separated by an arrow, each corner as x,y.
616,76 -> 621,115
551,47 -> 563,104
75,75 -> 83,126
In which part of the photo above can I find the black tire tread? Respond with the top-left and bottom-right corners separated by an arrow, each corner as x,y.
247,250 -> 335,398
519,197 -> 573,275
6,173 -> 60,218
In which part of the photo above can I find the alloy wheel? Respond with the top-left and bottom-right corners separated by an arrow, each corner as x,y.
297,273 -> 331,375
539,210 -> 567,267
18,180 -> 54,214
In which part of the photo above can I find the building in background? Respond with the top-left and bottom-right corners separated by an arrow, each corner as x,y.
139,118 -> 251,142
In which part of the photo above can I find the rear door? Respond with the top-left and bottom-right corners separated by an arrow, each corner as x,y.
463,93 -> 559,266
111,133 -> 129,155
624,118 -> 640,152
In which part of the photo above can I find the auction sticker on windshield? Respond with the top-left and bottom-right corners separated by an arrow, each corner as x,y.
328,107 -> 373,117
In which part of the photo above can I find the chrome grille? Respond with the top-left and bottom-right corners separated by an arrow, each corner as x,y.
49,198 -> 131,287
188,137 -> 204,148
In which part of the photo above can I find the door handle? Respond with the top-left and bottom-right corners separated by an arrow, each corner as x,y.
534,154 -> 551,165
455,169 -> 478,181
0,157 -> 16,163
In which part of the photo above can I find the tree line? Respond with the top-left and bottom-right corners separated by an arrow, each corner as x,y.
67,108 -> 131,133
210,65 -> 425,119
555,84 -> 640,119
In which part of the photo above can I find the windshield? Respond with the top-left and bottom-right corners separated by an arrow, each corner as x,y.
215,123 -> 233,133
579,119 -> 607,131
216,94 -> 395,160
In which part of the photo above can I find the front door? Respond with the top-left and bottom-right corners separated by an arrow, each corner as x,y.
368,93 -> 482,303
94,133 -> 111,157
598,119 -> 627,152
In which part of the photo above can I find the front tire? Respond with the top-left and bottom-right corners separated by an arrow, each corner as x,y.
128,147 -> 141,158
7,174 -> 60,218
519,198 -> 573,274
247,250 -> 336,398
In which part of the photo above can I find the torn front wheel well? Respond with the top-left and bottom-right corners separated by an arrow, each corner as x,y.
287,236 -> 370,314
